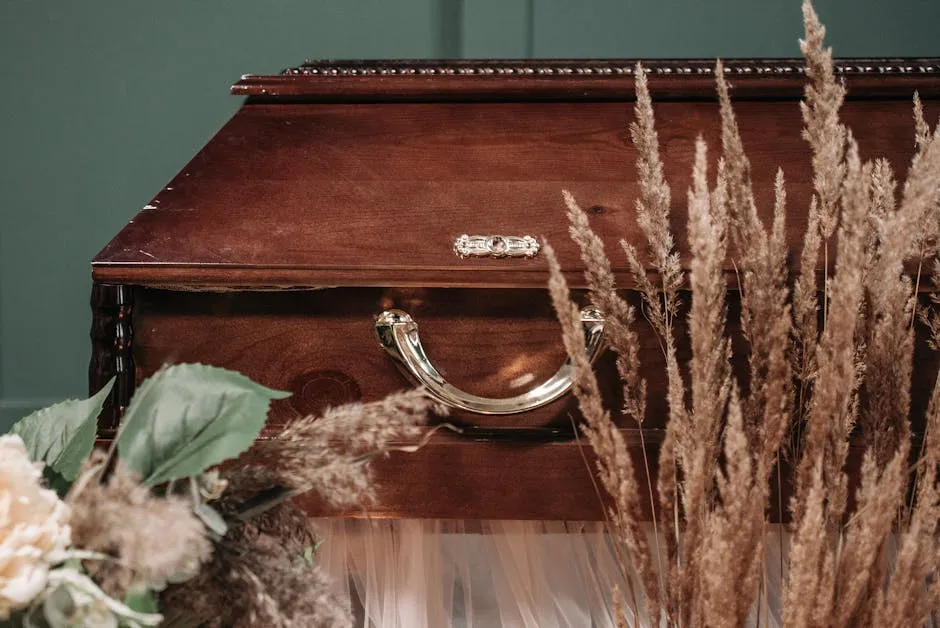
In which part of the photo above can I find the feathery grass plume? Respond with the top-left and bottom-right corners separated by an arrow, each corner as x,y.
545,3 -> 940,625
714,59 -> 762,254
698,385 -> 764,627
612,585 -> 629,628
857,177 -> 918,467
563,190 -> 647,427
716,61 -> 794,477
243,390 -> 444,508
824,102 -> 940,623
784,135 -> 871,625
676,137 -> 732,628
66,451 -> 212,598
764,171 -> 793,460
876,371 -> 940,626
707,63 -> 795,623
910,91 -> 940,233
850,118 -> 940,469
909,95 -> 940,323
831,445 -> 909,625
791,193 -> 822,442
867,159 -> 897,276
623,63 -> 683,361
781,459 -> 829,628
792,135 -> 871,528
544,242 -> 660,623
800,0 -> 847,246
919,259 -> 940,350
918,102 -> 940,336
856,102 -> 940,465
898,113 -> 940,257
870,159 -> 897,222
901,115 -> 940,233
627,63 -> 682,314
914,92 -> 930,153
792,0 -> 847,467
563,190 -> 671,605
160,390 -> 443,624
624,65 -> 687,615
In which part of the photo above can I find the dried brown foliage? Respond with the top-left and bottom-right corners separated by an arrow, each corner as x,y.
548,1 -> 940,625
162,499 -> 351,628
66,451 -> 213,598
546,242 -> 661,624
241,389 -> 445,509
160,392 -> 442,626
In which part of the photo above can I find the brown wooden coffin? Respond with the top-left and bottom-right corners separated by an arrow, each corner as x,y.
90,58 -> 940,521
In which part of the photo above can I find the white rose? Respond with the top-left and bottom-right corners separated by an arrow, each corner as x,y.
0,434 -> 71,619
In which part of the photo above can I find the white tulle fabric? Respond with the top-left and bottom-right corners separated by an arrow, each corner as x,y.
315,519 -> 793,627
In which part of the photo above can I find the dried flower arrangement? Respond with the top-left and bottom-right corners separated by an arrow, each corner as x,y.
0,365 -> 441,627
547,1 -> 940,625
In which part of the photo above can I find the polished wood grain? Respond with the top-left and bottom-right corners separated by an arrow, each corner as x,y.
90,58 -> 940,521
127,287 -> 938,521
93,98 -> 939,289
132,287 -> 663,521
294,432 -> 869,523
131,287 -> 625,431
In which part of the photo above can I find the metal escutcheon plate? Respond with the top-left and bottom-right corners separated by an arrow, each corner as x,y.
454,234 -> 540,259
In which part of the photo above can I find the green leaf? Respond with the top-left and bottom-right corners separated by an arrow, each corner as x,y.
10,379 -> 114,484
194,503 -> 228,539
116,364 -> 289,487
123,588 -> 159,615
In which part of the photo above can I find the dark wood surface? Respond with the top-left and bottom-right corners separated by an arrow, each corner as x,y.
130,287 -> 626,430
94,69 -> 939,289
120,286 -> 938,521
90,58 -> 940,521
294,432 -> 858,522
129,286 -> 663,520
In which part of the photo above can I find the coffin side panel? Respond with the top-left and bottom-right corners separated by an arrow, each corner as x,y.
130,287 -> 940,520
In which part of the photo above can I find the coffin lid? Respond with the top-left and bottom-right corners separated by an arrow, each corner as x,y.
92,58 -> 940,290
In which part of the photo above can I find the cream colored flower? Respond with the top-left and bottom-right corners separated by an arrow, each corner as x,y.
0,434 -> 71,619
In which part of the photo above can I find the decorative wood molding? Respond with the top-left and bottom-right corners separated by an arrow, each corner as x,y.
89,283 -> 135,430
277,58 -> 940,78
232,57 -> 940,101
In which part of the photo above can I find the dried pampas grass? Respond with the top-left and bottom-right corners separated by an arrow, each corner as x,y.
161,501 -> 352,628
549,1 -> 940,625
159,390 -> 443,627
66,451 -> 213,598
240,389 -> 446,510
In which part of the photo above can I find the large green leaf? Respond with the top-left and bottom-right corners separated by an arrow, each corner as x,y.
116,364 -> 289,487
10,378 -> 114,484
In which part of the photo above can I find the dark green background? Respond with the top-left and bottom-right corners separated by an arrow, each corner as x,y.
1,0 -> 938,430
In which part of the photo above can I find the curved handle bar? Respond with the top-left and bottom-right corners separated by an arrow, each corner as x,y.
374,307 -> 605,415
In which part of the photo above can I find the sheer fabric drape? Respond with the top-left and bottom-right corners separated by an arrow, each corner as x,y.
315,520 -> 793,627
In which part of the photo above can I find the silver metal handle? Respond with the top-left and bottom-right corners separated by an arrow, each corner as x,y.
375,307 -> 605,415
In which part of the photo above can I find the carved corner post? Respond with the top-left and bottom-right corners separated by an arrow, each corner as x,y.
89,283 -> 135,431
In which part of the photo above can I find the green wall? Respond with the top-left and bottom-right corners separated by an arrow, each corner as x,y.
1,0 -> 939,431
